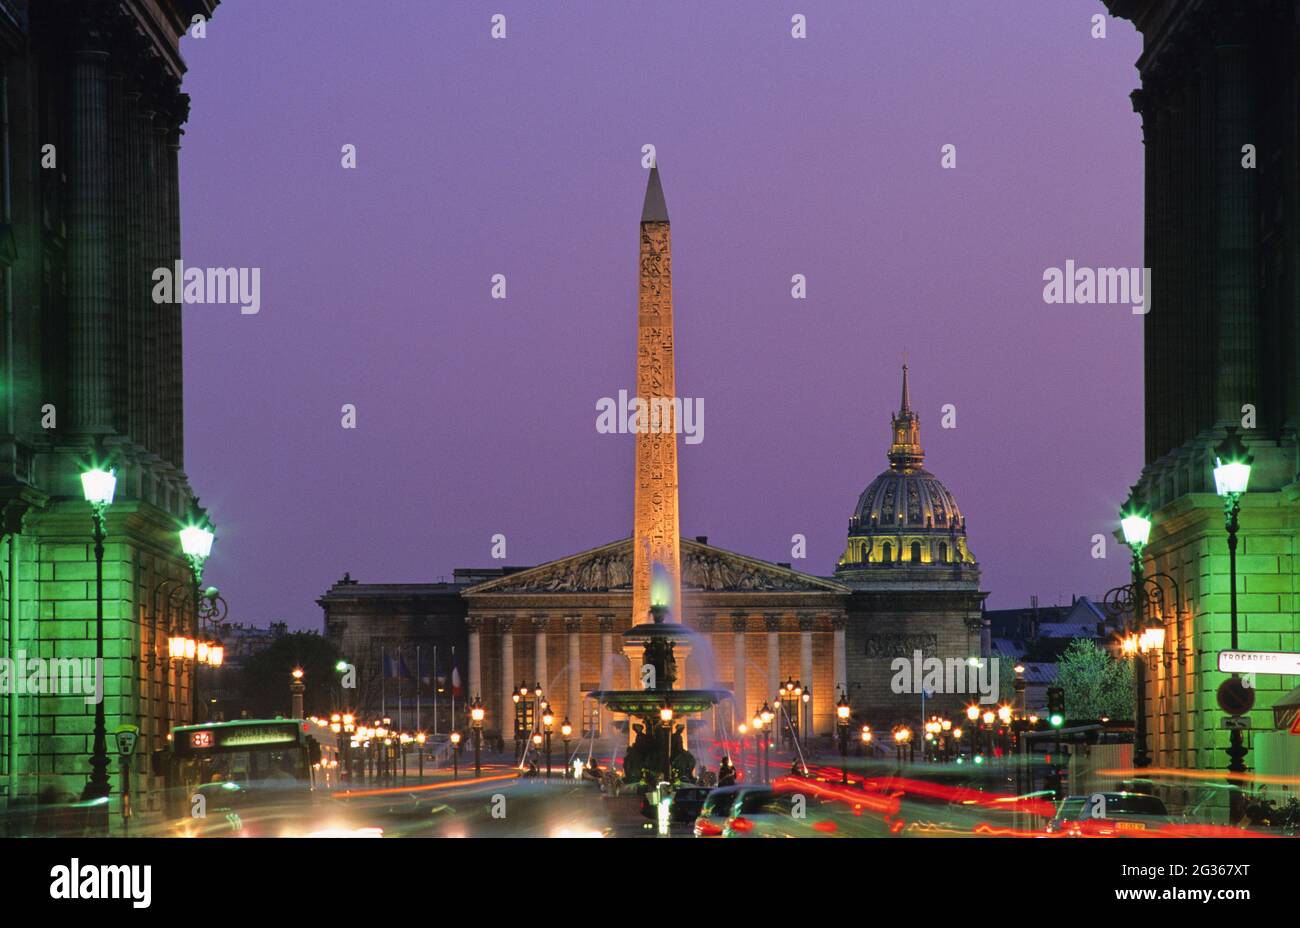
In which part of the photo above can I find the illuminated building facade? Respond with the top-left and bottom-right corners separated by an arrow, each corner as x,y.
0,0 -> 218,812
1106,0 -> 1300,776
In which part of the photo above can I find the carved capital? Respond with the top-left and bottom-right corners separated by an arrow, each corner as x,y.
730,613 -> 749,633
694,613 -> 715,633
831,615 -> 848,632
597,614 -> 616,633
497,614 -> 515,634
465,616 -> 483,634
531,613 -> 550,633
764,614 -> 783,633
798,612 -> 817,633
564,615 -> 583,634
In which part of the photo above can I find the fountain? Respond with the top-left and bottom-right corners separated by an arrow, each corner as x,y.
591,565 -> 730,784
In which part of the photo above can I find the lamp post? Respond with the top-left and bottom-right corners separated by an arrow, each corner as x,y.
660,704 -> 674,781
470,696 -> 485,778
1214,427 -> 1253,822
560,718 -> 572,777
750,714 -> 764,784
179,501 -> 216,723
450,730 -> 461,780
836,691 -> 851,784
1120,491 -> 1153,768
290,667 -> 305,718
759,702 -> 774,784
542,705 -> 555,778
512,686 -> 524,762
79,462 -> 116,829
737,723 -> 748,780
965,703 -> 980,762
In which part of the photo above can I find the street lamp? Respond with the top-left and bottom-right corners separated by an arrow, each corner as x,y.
560,718 -> 572,777
965,703 -> 980,761
450,730 -> 462,780
660,704 -> 675,781
470,696 -> 485,777
542,706 -> 555,778
78,460 -> 116,829
1120,489 -> 1153,769
836,692 -> 851,784
750,713 -> 765,784
1215,426 -> 1254,820
179,500 -> 216,723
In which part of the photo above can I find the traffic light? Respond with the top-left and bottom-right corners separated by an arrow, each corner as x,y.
1047,686 -> 1065,728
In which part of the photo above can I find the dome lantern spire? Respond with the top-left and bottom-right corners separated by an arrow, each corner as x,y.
888,364 -> 924,471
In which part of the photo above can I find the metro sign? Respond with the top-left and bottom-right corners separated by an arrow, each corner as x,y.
1217,650 -> 1300,676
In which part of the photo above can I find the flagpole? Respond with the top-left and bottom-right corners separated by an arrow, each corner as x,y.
416,645 -> 421,734
450,645 -> 456,739
381,644 -> 386,719
398,645 -> 404,732
433,645 -> 439,736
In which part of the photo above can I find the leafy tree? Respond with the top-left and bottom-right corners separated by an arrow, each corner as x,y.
1056,638 -> 1134,721
238,632 -> 342,719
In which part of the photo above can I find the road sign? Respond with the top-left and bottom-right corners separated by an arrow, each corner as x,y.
1217,677 -> 1255,716
1218,650 -> 1300,675
1221,716 -> 1251,730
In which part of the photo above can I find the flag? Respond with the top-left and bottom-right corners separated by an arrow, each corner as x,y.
398,655 -> 412,678
383,653 -> 396,678
451,666 -> 462,697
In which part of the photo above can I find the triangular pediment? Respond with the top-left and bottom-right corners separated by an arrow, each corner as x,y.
462,538 -> 848,595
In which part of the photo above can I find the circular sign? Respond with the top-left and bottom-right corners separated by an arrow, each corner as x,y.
1217,677 -> 1255,716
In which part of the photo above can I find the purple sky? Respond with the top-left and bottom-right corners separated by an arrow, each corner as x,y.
178,1 -> 1144,628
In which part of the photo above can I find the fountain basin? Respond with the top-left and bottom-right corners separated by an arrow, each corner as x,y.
588,689 -> 731,715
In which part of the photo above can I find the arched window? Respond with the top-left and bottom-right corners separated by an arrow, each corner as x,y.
880,542 -> 891,563
938,542 -> 948,563
910,541 -> 922,563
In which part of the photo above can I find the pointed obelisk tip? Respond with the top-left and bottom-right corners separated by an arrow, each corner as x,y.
641,164 -> 669,224
900,363 -> 911,414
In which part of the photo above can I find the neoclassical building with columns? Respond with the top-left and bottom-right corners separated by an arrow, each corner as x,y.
320,368 -> 987,743
460,537 -> 850,741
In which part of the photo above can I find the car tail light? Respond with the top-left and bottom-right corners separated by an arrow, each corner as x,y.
728,817 -> 753,833
695,819 -> 722,837
812,819 -> 838,834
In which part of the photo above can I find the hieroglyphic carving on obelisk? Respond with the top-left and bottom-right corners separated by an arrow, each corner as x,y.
631,165 -> 683,624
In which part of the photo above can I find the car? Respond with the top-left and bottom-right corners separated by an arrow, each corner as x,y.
666,785 -> 711,830
721,786 -> 846,838
1045,792 -> 1172,837
693,785 -> 748,837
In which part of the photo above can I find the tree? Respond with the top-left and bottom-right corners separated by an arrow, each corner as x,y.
238,632 -> 342,720
1056,638 -> 1134,721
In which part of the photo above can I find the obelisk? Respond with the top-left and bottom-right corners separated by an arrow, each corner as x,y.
632,165 -> 683,625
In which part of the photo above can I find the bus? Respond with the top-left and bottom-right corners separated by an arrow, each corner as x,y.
156,719 -> 325,833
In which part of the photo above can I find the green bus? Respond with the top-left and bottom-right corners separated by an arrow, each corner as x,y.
157,719 -> 325,831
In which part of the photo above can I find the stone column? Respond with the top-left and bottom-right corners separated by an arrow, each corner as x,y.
499,616 -> 515,741
764,614 -> 781,707
598,615 -> 615,737
565,616 -> 582,734
67,41 -> 114,432
533,615 -> 548,694
467,617 -> 482,704
1213,18 -> 1260,425
731,613 -> 747,731
799,613 -> 815,736
832,616 -> 848,706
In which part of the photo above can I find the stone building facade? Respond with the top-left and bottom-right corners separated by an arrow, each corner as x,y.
835,366 -> 986,726
0,0 -> 219,811
1104,0 -> 1300,775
